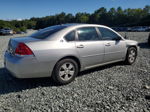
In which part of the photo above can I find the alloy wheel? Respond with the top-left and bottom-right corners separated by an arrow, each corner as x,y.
59,62 -> 75,81
128,49 -> 136,63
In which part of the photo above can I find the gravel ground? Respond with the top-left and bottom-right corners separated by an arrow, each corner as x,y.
0,32 -> 149,112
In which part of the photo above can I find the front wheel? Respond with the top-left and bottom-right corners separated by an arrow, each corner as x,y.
52,59 -> 79,85
125,47 -> 137,65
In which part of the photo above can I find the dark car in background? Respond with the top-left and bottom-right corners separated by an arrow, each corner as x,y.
0,29 -> 3,35
148,34 -> 150,46
111,27 -> 128,32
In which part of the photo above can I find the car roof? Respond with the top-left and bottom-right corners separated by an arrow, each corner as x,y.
48,23 -> 122,41
60,23 -> 108,28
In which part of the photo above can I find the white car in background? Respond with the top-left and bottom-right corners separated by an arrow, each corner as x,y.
1,28 -> 13,35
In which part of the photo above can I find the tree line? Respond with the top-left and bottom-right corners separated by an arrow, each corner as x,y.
0,5 -> 150,31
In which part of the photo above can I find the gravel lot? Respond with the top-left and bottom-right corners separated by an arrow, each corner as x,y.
0,31 -> 149,112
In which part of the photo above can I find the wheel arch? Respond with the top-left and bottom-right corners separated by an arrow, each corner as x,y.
124,45 -> 138,61
127,45 -> 138,50
54,55 -> 81,71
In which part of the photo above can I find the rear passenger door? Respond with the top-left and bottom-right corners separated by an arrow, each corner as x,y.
75,27 -> 105,68
98,27 -> 126,62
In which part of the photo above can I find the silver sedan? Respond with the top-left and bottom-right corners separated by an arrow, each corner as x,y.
4,24 -> 139,84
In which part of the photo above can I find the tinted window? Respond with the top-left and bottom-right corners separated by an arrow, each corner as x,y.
98,27 -> 120,40
30,25 -> 66,39
64,31 -> 75,41
77,27 -> 99,41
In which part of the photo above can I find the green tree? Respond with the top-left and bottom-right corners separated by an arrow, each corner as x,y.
75,13 -> 90,23
1,5 -> 150,30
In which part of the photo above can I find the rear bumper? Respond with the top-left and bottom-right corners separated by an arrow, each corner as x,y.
4,52 -> 52,78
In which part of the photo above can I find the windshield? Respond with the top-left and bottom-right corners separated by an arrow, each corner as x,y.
30,25 -> 67,39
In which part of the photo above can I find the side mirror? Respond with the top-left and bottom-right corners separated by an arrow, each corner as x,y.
124,35 -> 128,39
124,32 -> 128,39
113,36 -> 121,41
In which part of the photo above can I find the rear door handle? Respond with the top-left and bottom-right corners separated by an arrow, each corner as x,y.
105,43 -> 111,46
77,44 -> 84,48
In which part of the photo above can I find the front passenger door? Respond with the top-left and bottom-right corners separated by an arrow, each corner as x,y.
98,27 -> 126,62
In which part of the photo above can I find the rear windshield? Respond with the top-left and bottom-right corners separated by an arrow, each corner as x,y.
30,25 -> 66,39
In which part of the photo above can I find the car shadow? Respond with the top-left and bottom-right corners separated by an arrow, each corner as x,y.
138,42 -> 150,49
0,68 -> 56,95
0,62 -> 124,95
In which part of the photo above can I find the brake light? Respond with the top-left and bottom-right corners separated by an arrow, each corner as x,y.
15,43 -> 33,55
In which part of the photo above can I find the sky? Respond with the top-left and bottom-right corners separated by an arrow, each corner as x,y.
0,0 -> 149,20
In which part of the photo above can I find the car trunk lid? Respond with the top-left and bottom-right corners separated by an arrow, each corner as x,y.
7,36 -> 39,55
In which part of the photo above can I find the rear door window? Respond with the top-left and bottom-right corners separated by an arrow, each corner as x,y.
77,27 -> 100,41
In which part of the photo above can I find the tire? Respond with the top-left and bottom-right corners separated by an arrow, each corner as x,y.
52,59 -> 79,85
125,47 -> 137,65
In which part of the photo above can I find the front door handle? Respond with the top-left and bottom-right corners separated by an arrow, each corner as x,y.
77,44 -> 84,48
105,43 -> 111,46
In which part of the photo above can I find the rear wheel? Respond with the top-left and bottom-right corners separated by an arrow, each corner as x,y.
52,59 -> 78,85
125,47 -> 137,65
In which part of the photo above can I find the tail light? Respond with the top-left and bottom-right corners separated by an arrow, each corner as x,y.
15,43 -> 33,55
